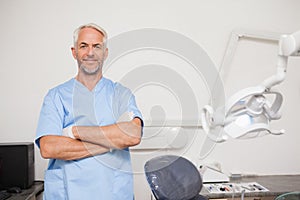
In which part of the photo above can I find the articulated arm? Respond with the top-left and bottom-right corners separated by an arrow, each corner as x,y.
201,30 -> 300,143
279,30 -> 300,57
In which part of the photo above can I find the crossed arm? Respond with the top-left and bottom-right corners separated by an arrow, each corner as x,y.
39,118 -> 142,160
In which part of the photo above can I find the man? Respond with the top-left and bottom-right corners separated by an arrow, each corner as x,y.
36,23 -> 143,200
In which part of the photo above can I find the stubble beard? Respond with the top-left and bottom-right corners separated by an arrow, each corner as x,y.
79,60 -> 103,75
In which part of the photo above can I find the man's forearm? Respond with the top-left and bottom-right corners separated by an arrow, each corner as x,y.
72,118 -> 142,149
39,135 -> 110,160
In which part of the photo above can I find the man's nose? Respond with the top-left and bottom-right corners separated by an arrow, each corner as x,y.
87,46 -> 94,56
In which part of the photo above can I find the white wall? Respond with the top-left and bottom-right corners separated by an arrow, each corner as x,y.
0,0 -> 299,195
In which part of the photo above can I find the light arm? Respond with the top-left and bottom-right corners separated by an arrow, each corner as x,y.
279,30 -> 300,57
262,30 -> 300,89
201,30 -> 300,143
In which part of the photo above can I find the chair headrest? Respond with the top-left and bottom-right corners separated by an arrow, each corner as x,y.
144,155 -> 203,200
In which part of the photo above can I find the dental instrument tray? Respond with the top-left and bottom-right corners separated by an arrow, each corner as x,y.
204,182 -> 269,194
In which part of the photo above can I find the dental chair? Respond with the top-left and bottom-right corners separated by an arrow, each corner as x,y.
275,192 -> 300,200
144,155 -> 207,200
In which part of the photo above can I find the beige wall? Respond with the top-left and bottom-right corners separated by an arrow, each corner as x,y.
0,1 -> 299,198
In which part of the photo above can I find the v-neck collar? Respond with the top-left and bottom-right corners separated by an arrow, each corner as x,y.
73,77 -> 106,93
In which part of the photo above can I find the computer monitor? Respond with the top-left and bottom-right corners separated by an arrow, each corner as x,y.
0,142 -> 34,190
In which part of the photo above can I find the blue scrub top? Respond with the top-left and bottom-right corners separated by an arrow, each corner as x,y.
36,77 -> 143,200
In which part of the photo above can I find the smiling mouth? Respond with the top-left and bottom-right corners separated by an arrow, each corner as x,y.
83,59 -> 98,62
82,59 -> 100,65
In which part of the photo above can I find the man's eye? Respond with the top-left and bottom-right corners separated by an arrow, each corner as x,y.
79,45 -> 87,49
94,45 -> 102,49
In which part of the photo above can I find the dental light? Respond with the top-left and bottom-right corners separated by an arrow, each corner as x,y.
201,30 -> 300,143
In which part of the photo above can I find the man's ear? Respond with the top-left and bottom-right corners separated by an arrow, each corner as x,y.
104,48 -> 108,60
71,47 -> 77,59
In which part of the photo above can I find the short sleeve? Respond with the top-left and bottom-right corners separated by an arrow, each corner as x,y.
112,83 -> 143,122
35,90 -> 64,148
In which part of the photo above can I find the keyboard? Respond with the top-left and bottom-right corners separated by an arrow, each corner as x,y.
0,191 -> 11,200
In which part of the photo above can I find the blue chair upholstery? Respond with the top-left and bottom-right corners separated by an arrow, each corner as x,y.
144,155 -> 207,200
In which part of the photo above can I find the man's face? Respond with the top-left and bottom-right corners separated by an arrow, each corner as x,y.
72,27 -> 108,75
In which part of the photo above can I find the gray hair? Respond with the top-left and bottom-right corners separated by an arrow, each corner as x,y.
73,23 -> 107,48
